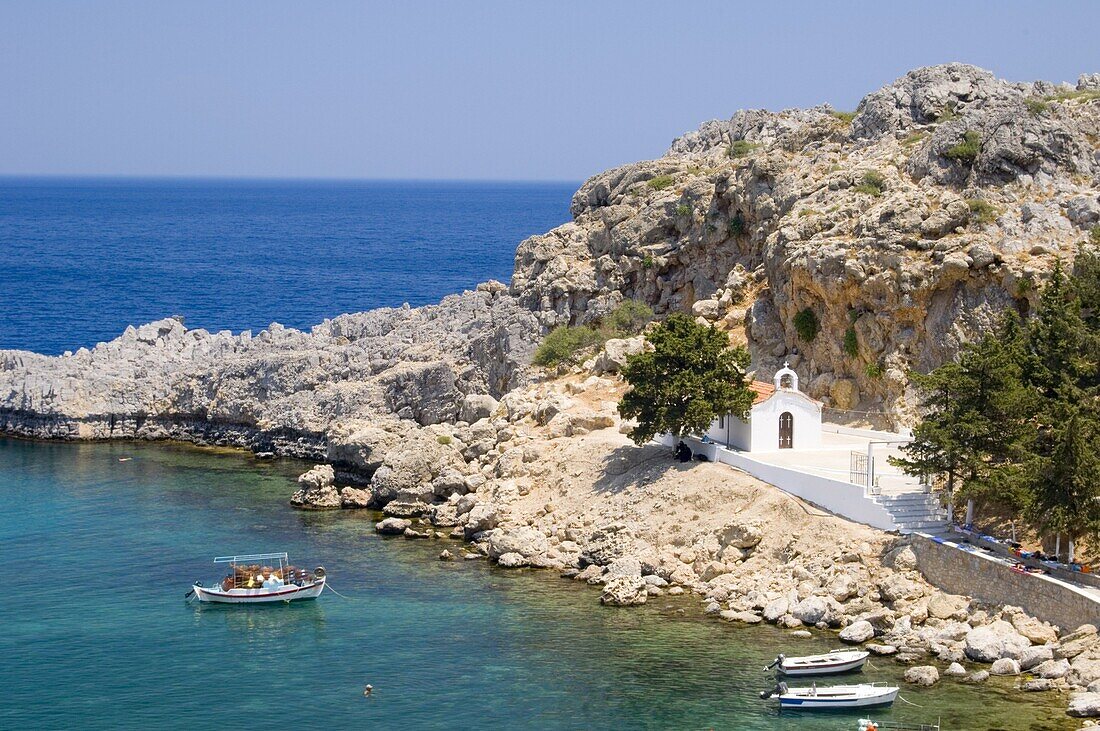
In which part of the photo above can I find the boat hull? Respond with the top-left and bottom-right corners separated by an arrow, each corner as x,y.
192,578 -> 325,604
776,687 -> 898,710
780,654 -> 868,676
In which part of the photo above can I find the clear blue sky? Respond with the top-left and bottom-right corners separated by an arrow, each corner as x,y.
1,1 -> 1097,181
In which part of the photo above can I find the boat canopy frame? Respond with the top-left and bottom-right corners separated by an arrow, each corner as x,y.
213,553 -> 289,564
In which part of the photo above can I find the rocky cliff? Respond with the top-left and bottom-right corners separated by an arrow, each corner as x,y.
512,64 -> 1100,423
3,63 -> 1099,449
0,283 -> 538,480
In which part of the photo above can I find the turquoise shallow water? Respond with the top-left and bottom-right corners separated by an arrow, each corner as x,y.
0,437 -> 1071,730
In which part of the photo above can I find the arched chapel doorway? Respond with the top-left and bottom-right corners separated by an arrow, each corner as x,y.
779,412 -> 793,449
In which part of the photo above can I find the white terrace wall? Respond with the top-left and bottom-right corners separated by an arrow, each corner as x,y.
909,534 -> 1100,630
681,436 -> 898,532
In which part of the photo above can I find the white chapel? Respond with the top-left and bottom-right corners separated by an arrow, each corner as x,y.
704,363 -> 822,452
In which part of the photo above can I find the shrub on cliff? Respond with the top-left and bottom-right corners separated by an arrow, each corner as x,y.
853,170 -> 885,197
618,314 -> 754,444
605,300 -> 653,335
533,301 -> 653,368
647,175 -> 674,191
728,210 -> 746,236
967,198 -> 998,225
533,325 -> 603,367
726,140 -> 757,158
843,327 -> 859,357
793,307 -> 820,342
946,131 -> 982,164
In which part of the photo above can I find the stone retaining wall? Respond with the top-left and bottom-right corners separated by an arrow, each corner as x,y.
910,533 -> 1100,631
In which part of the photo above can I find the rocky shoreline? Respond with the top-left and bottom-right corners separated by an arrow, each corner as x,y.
4,63 -> 1100,721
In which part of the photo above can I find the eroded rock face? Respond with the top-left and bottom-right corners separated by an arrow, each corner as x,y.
508,64 -> 1100,425
0,287 -> 539,453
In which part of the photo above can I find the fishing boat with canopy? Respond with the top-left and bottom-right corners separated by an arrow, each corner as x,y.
188,552 -> 326,604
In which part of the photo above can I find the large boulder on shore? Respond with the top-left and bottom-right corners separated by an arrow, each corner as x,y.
600,576 -> 648,606
715,521 -> 763,550
488,527 -> 550,560
964,621 -> 1031,662
581,523 -> 635,566
1006,607 -> 1059,645
339,486 -> 372,508
1035,658 -> 1071,679
375,517 -> 412,534
1068,692 -> 1100,718
927,592 -> 969,620
290,464 -> 341,509
762,596 -> 789,623
463,504 -> 499,538
790,596 -> 831,626
990,658 -> 1020,676
840,620 -> 875,644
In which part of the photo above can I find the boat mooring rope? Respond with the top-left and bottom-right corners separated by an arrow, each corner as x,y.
897,694 -> 925,708
324,582 -> 353,600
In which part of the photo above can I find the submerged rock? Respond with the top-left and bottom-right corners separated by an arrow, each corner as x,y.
904,666 -> 939,686
600,576 -> 648,606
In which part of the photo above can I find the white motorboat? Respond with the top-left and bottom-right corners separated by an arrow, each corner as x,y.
764,649 -> 869,676
760,681 -> 898,710
188,552 -> 326,604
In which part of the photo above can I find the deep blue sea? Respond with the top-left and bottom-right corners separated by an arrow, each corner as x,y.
0,177 -> 575,354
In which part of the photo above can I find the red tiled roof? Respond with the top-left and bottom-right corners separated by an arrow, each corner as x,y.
749,380 -> 775,405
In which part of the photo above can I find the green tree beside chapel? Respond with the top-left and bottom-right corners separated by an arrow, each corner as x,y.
618,314 -> 754,445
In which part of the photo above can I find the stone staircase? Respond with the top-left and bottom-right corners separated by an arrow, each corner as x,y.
873,491 -> 948,534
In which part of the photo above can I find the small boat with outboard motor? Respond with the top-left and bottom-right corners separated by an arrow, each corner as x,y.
760,681 -> 898,710
764,649 -> 869,676
187,552 -> 326,604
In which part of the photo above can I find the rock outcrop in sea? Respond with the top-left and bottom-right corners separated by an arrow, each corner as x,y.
3,64 -> 1100,716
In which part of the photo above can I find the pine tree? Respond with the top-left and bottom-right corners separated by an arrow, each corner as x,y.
890,316 -> 1034,519
618,314 -> 755,445
1023,398 -> 1100,556
1029,260 -> 1095,399
1017,254 -> 1100,554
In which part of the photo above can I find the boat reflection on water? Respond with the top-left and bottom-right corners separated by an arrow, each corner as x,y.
192,593 -> 329,641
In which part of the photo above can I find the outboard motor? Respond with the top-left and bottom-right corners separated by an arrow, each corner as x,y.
758,681 -> 788,699
763,653 -> 785,672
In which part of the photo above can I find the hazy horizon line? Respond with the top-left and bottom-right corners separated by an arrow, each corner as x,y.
0,172 -> 583,185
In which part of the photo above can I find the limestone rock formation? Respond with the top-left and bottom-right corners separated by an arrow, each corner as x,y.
290,464 -> 341,509
509,64 -> 1100,425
